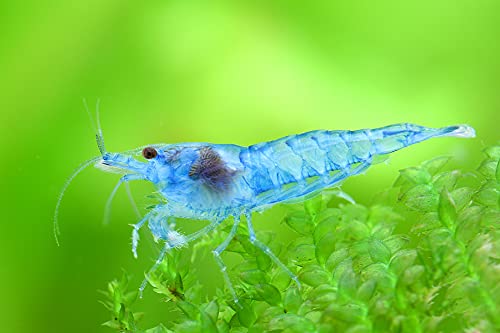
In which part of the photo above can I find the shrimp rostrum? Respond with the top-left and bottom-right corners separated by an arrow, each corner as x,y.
54,121 -> 475,303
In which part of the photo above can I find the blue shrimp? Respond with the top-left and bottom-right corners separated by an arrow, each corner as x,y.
54,119 -> 475,303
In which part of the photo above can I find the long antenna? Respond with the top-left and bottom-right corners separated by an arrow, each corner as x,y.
55,99 -> 107,246
53,156 -> 101,246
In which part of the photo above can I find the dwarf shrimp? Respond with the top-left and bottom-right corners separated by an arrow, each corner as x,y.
54,108 -> 475,303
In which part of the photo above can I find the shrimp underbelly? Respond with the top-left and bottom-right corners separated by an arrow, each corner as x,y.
161,175 -> 254,219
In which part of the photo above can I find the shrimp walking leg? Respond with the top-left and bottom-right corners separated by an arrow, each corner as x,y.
245,212 -> 301,289
138,216 -> 226,296
131,211 -> 153,258
139,242 -> 172,298
185,218 -> 225,244
104,174 -> 145,225
212,217 -> 241,304
124,182 -> 141,219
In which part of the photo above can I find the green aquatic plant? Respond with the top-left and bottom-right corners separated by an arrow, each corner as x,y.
101,145 -> 499,333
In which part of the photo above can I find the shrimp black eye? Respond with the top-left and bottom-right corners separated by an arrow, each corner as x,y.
142,147 -> 157,159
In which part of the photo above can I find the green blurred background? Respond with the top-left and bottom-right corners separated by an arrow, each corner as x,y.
1,1 -> 498,332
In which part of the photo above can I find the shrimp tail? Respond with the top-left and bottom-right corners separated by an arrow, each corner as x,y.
369,123 -> 475,155
436,124 -> 476,139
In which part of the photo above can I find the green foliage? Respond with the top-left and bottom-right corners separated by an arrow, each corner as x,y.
100,274 -> 142,332
102,145 -> 500,333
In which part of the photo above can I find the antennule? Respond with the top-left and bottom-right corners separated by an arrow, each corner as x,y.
83,98 -> 107,156
95,99 -> 106,155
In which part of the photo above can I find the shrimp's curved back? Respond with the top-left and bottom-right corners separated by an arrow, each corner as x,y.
239,123 -> 475,208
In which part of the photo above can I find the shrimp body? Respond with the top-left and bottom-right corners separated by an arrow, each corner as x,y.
142,123 -> 474,218
56,122 -> 475,302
